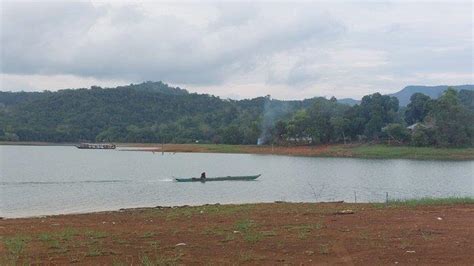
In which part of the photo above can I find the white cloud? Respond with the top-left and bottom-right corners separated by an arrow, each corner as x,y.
0,73 -> 129,91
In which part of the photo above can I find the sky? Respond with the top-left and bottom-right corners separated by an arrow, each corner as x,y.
1,0 -> 473,100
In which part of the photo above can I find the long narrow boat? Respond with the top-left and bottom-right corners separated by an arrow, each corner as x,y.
76,143 -> 116,149
175,174 -> 261,182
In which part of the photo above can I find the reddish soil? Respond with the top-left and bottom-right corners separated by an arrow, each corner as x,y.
1,203 -> 473,265
239,145 -> 331,157
119,143 -> 335,157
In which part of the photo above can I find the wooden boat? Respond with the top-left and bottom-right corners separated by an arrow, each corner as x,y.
76,143 -> 116,149
175,174 -> 261,182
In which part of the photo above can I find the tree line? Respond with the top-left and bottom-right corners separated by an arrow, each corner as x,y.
0,82 -> 473,147
269,88 -> 474,147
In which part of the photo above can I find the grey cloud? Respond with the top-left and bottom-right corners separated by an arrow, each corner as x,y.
1,1 -> 103,73
1,1 -> 345,86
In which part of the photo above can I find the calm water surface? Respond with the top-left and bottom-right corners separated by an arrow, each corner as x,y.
1,145 -> 473,218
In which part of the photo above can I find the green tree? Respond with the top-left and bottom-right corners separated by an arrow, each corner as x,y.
405,93 -> 433,125
458,89 -> 474,112
429,88 -> 474,147
383,123 -> 410,144
411,125 -> 435,146
221,125 -> 244,144
358,93 -> 399,139
329,116 -> 349,144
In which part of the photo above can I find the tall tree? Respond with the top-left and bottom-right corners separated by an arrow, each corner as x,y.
429,88 -> 474,147
405,93 -> 432,125
358,93 -> 399,139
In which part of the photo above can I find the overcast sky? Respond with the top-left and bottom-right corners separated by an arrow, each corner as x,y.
1,1 -> 473,99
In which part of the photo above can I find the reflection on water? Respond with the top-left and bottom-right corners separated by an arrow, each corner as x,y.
1,145 -> 473,218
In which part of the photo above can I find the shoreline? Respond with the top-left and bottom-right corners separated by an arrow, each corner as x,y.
3,197 -> 472,220
1,200 -> 349,220
1,201 -> 473,264
2,141 -> 474,160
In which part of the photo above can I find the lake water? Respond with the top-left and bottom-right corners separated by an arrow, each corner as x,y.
1,145 -> 473,218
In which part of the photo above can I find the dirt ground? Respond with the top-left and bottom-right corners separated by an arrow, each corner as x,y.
119,143 -> 333,157
116,143 -> 474,160
1,202 -> 473,265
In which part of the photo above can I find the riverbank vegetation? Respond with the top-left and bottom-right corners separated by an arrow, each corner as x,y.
1,201 -> 473,265
1,82 -> 473,147
269,88 -> 474,148
385,197 -> 474,207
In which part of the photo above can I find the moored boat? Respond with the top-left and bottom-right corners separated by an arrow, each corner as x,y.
175,174 -> 261,182
76,143 -> 116,149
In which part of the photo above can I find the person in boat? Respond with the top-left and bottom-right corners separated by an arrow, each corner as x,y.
200,172 -> 206,180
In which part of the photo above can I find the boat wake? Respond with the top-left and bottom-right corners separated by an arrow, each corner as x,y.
0,180 -> 129,186
157,178 -> 174,182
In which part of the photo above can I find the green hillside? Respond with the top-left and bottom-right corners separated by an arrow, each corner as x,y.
1,82 -> 473,147
0,82 -> 312,144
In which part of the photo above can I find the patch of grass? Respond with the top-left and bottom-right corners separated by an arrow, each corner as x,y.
86,244 -> 103,257
235,219 -> 255,231
86,230 -> 109,239
285,222 -> 324,239
234,219 -> 263,243
140,255 -> 153,266
382,197 -> 474,207
198,144 -> 244,153
202,226 -> 227,237
112,258 -> 127,266
148,240 -> 161,248
421,231 -> 435,241
139,253 -> 182,266
141,231 -> 156,238
237,251 -> 265,263
299,230 -> 310,239
162,204 -> 254,220
68,251 -> 86,263
46,239 -> 61,250
113,237 -> 128,244
171,229 -> 180,236
243,231 -> 263,243
58,227 -> 78,241
221,233 -> 235,242
261,230 -> 277,237
238,251 -> 253,262
39,233 -> 60,250
319,244 -> 330,255
3,235 -> 30,257
359,230 -> 369,240
331,144 -> 474,160
38,228 -> 78,252
399,238 -> 412,250
276,240 -> 285,249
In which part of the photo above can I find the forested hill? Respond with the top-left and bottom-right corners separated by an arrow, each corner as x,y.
1,81 -> 473,147
0,82 -> 314,144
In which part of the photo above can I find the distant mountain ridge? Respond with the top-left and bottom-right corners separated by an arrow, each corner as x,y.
3,82 -> 472,107
337,98 -> 360,106
389,85 -> 474,106
338,85 -> 474,106
116,81 -> 189,96
0,81 -> 191,108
